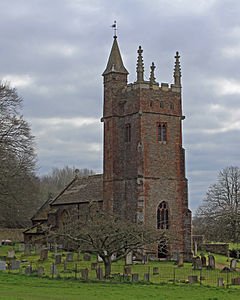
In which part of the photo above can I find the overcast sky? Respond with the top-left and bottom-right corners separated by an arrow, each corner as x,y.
0,0 -> 240,212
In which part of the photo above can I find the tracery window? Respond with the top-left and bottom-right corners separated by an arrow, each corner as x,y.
157,201 -> 169,229
157,123 -> 167,141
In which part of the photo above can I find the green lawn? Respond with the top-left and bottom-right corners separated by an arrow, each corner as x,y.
0,273 -> 240,300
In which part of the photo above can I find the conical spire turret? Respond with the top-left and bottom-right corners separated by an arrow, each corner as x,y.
102,36 -> 128,76
173,51 -> 181,86
136,46 -> 144,82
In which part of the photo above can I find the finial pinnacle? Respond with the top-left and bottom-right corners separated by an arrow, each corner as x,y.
149,62 -> 156,84
111,20 -> 117,38
174,51 -> 181,86
136,46 -> 144,82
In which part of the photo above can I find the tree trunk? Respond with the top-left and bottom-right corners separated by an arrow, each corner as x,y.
103,257 -> 112,278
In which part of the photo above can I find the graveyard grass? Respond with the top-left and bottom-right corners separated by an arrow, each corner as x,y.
0,273 -> 240,300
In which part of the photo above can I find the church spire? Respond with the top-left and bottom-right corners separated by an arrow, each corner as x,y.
136,46 -> 144,82
173,51 -> 181,86
102,36 -> 128,76
149,62 -> 156,84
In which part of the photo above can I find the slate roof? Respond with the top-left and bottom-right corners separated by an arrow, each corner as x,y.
50,174 -> 103,206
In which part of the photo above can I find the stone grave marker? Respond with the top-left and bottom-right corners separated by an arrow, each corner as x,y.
11,261 -> 20,270
124,266 -> 131,275
125,251 -> 133,265
153,267 -> 159,275
24,244 -> 31,256
193,256 -> 202,270
188,275 -> 198,283
91,263 -> 98,270
194,241 -> 198,256
97,255 -> 103,262
143,273 -> 150,281
96,268 -> 104,280
38,266 -> 44,276
8,248 -> 15,258
230,259 -> 237,271
111,253 -> 116,261
208,255 -> 215,269
55,254 -> 62,265
200,254 -> 207,267
51,265 -> 57,276
0,261 -> 6,271
35,244 -> 42,255
18,243 -> 25,252
39,249 -> 48,261
132,273 -> 139,282
217,278 -> 224,287
142,255 -> 148,264
66,252 -> 74,262
178,254 -> 184,267
81,268 -> 89,280
83,253 -> 91,261
25,266 -> 32,275
232,278 -> 240,285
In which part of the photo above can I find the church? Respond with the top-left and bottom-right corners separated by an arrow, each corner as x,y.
24,35 -> 192,261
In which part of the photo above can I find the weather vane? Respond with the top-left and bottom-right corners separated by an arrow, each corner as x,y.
111,20 -> 117,37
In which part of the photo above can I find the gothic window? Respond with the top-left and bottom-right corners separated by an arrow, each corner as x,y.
125,124 -> 131,142
157,123 -> 167,142
157,201 -> 169,229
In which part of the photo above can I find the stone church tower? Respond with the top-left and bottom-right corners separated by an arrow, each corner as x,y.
102,35 -> 192,260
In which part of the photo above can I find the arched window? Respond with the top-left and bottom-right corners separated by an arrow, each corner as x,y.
157,201 -> 169,229
157,123 -> 167,142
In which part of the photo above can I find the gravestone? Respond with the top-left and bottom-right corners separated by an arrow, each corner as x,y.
81,268 -> 88,280
55,254 -> 62,265
25,266 -> 32,275
231,278 -> 240,285
24,244 -> 31,256
153,267 -> 159,275
51,265 -> 57,276
11,261 -> 20,270
124,266 -> 131,275
66,252 -> 74,262
178,254 -> 184,267
230,259 -> 237,271
18,243 -> 25,252
0,261 -> 6,271
188,275 -> 198,283
96,268 -> 103,280
125,251 -> 133,265
200,254 -> 207,267
35,244 -> 42,255
39,249 -> 48,261
8,248 -> 15,258
97,255 -> 103,262
193,256 -> 202,270
91,263 -> 98,270
174,250 -> 180,265
83,253 -> 91,261
111,253 -> 116,261
208,255 -> 215,269
194,241 -> 198,256
142,255 -> 148,264
132,273 -> 139,282
217,278 -> 224,287
143,273 -> 150,281
38,266 -> 44,276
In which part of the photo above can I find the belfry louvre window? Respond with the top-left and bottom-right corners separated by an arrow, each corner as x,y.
157,201 -> 169,229
157,123 -> 167,141
125,124 -> 131,142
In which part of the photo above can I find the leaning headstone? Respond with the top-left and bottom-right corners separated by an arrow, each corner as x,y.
153,267 -> 159,275
66,252 -> 74,262
83,253 -> 91,261
124,266 -> 131,275
208,255 -> 215,269
217,278 -> 224,287
39,249 -> 48,261
232,278 -> 240,285
91,263 -> 98,270
125,251 -> 133,265
35,244 -> 42,255
188,275 -> 198,283
200,254 -> 207,267
51,265 -> 57,276
81,268 -> 89,280
18,243 -> 25,252
132,273 -> 139,282
8,248 -> 15,258
142,255 -> 148,264
25,266 -> 32,275
96,268 -> 104,280
143,273 -> 150,281
0,261 -> 6,271
38,266 -> 44,276
193,256 -> 202,270
11,261 -> 20,270
230,259 -> 237,271
55,254 -> 62,265
178,254 -> 184,267
24,244 -> 31,256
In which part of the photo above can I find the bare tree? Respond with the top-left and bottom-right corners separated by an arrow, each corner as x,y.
195,166 -> 240,243
52,203 -> 168,277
